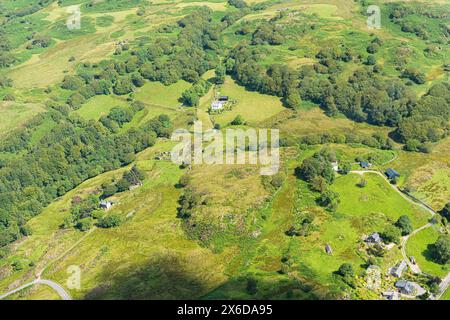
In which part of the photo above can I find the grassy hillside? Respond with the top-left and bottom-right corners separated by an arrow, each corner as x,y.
0,0 -> 448,301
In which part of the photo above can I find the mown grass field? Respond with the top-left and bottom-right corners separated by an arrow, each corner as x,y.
208,76 -> 285,127
332,173 -> 429,229
406,225 -> 449,278
75,95 -> 129,120
134,81 -> 190,108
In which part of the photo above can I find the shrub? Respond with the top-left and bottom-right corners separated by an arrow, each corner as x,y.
395,215 -> 413,236
97,214 -> 122,228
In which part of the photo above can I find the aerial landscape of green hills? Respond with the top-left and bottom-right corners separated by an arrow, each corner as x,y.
0,0 -> 448,301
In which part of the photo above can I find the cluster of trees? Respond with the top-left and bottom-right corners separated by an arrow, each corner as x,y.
62,62 -> 141,109
336,263 -> 355,288
0,75 -> 12,88
136,8 -> 221,85
226,41 -> 449,150
396,82 -> 450,148
0,130 -> 31,153
0,112 -> 49,153
177,188 -> 200,220
142,114 -> 173,138
180,79 -> 211,107
394,215 -> 413,236
99,102 -> 144,133
252,21 -> 285,45
0,27 -> 14,68
401,67 -> 426,84
59,8 -> 223,110
0,106 -> 171,247
431,235 -> 450,264
295,148 -> 340,211
299,131 -> 395,151
379,215 -> 413,245
285,213 -> 316,237
63,195 -> 102,231
439,202 -> 450,223
26,34 -> 52,50
228,0 -> 247,9
101,165 -> 146,199
62,194 -> 123,231
387,3 -> 448,42
227,46 -> 299,106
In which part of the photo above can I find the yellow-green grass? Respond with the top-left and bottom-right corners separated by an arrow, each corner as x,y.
322,144 -> 396,167
120,104 -> 179,132
391,138 -> 450,211
442,286 -> 450,300
75,95 -> 130,120
0,102 -> 45,137
43,153 -> 230,299
406,225 -> 449,278
332,173 -> 429,229
242,0 -> 352,21
0,140 -> 231,299
407,167 -> 450,211
303,4 -> 343,20
223,151 -> 399,298
188,164 -> 269,220
277,108 -> 393,140
209,76 -> 285,127
277,171 -> 427,289
2,284 -> 61,300
9,34 -> 115,89
134,81 -> 191,108
196,82 -> 215,130
175,1 -> 227,11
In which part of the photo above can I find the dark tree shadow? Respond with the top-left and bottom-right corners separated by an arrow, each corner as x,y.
201,274 -> 339,300
84,252 -> 339,300
423,244 -> 439,264
85,254 -> 210,300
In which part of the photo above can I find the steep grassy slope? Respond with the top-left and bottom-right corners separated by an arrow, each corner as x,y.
0,0 -> 448,300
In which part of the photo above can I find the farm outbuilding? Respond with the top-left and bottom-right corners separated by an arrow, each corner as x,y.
385,168 -> 400,180
365,232 -> 382,244
325,244 -> 332,255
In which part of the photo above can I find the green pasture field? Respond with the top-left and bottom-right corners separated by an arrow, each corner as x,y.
406,225 -> 449,278
134,80 -> 190,108
75,95 -> 130,120
208,76 -> 285,127
0,102 -> 45,137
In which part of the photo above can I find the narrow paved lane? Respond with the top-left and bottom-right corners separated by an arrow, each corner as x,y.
437,273 -> 450,300
0,278 -> 71,300
350,170 -> 450,299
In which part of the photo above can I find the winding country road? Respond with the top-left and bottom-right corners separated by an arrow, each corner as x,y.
0,227 -> 97,300
351,170 -> 450,299
351,170 -> 435,216
0,278 -> 71,300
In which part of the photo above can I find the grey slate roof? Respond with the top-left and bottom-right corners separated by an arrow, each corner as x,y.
386,168 -> 400,179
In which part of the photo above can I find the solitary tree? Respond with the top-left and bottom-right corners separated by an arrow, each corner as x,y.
380,225 -> 401,244
337,263 -> 354,278
395,215 -> 413,236
432,235 -> 450,264
246,277 -> 258,295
